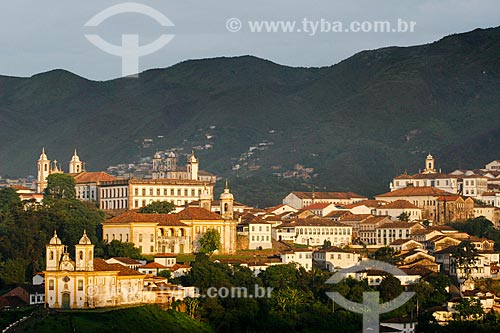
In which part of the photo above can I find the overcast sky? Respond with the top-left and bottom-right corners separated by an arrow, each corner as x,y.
0,0 -> 499,81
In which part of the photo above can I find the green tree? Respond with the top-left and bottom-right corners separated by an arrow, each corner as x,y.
198,229 -> 221,256
397,212 -> 410,222
44,173 -> 76,200
379,275 -> 403,302
138,201 -> 175,214
453,241 -> 479,279
184,297 -> 200,318
0,188 -> 21,213
0,258 -> 28,285
322,240 -> 332,249
453,297 -> 484,321
371,246 -> 400,265
157,269 -> 172,279
103,240 -> 142,259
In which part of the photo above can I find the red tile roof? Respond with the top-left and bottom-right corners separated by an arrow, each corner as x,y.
93,258 -> 144,276
380,200 -> 420,209
72,171 -> 118,184
303,203 -> 334,210
104,211 -> 187,227
376,186 -> 454,197
177,207 -> 223,220
291,191 -> 367,200
109,257 -> 142,265
140,262 -> 167,269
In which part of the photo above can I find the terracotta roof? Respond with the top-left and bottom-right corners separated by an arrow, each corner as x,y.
303,202 -> 334,210
360,216 -> 391,225
177,207 -> 223,220
129,178 -> 209,186
170,263 -> 191,271
73,171 -> 117,183
339,214 -> 373,222
380,200 -> 420,209
239,214 -> 271,225
291,191 -> 367,200
110,257 -> 142,265
10,185 -> 31,190
376,186 -> 454,198
325,210 -> 351,218
94,258 -> 144,276
343,200 -> 386,209
480,191 -> 499,197
140,262 -> 167,269
104,211 -> 187,227
394,172 -> 457,180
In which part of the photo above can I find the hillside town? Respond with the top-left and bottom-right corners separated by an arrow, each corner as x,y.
2,149 -> 500,332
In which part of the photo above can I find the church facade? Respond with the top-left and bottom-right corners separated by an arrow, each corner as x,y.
44,231 -> 145,309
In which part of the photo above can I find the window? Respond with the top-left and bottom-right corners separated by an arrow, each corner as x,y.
150,233 -> 154,242
49,280 -> 54,290
142,188 -> 146,196
149,188 -> 153,196
150,245 -> 154,253
50,251 -> 54,260
79,251 -> 83,260
157,189 -> 160,196
78,280 -> 83,291
139,234 -> 143,242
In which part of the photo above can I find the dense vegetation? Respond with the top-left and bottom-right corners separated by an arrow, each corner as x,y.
451,217 -> 500,251
0,187 -> 142,287
171,253 -> 454,332
1,27 -> 500,205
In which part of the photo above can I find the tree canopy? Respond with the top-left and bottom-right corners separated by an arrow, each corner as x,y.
44,173 -> 76,201
198,229 -> 221,256
138,200 -> 175,214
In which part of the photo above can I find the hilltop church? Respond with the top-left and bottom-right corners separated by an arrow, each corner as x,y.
44,230 -> 145,309
36,148 -> 84,193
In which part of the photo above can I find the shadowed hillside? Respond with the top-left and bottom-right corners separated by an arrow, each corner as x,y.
1,26 -> 499,205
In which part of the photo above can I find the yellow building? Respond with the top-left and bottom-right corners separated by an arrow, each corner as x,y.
102,186 -> 237,255
44,231 -> 145,309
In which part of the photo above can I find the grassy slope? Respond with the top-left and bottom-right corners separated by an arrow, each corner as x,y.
18,305 -> 212,333
0,27 -> 499,205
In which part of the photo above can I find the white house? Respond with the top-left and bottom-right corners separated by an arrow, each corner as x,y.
313,246 -> 361,272
237,215 -> 273,250
280,249 -> 313,271
375,200 -> 422,221
282,191 -> 368,209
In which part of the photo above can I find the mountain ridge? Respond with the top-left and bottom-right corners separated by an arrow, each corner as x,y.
1,26 -> 499,205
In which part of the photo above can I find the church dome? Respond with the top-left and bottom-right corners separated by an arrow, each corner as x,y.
39,147 -> 48,161
71,149 -> 81,162
168,152 -> 176,158
426,153 -> 433,159
219,180 -> 234,200
78,230 -> 92,245
49,230 -> 62,245
154,152 -> 161,159
188,151 -> 198,163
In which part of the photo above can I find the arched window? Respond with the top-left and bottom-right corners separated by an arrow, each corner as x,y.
79,251 -> 83,260
50,251 -> 54,260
